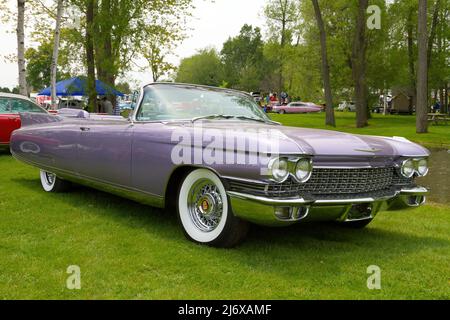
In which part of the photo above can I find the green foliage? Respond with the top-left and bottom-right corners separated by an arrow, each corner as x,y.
221,24 -> 266,92
175,48 -> 224,87
115,81 -> 132,94
24,38 -> 71,91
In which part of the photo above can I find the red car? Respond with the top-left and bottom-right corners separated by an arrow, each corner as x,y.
0,93 -> 47,150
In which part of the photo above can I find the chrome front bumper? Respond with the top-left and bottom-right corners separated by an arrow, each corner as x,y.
227,186 -> 429,226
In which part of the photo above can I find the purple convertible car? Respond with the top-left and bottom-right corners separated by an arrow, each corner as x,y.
10,83 -> 430,247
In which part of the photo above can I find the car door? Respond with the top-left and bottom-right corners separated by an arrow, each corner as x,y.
76,119 -> 134,188
131,122 -> 176,198
291,103 -> 303,113
0,97 -> 47,145
0,98 -> 20,144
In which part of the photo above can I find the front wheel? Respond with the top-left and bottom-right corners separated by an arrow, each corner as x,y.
177,169 -> 248,248
39,170 -> 71,192
279,110 -> 286,114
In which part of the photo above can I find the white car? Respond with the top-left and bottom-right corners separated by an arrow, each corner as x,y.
337,101 -> 356,112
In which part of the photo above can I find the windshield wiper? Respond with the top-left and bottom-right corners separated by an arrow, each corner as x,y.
233,115 -> 279,125
191,114 -> 279,125
191,114 -> 234,123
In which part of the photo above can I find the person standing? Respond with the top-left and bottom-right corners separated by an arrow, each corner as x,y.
102,97 -> 114,115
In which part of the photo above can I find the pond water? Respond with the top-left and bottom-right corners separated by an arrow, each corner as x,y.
418,148 -> 450,204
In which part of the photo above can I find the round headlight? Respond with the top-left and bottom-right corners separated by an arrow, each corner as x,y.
269,158 -> 289,182
401,159 -> 415,178
417,159 -> 429,176
295,158 -> 312,183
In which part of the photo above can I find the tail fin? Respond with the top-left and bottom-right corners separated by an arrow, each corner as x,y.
19,112 -> 63,127
19,108 -> 90,127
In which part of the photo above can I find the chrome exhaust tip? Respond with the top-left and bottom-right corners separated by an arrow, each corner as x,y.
405,195 -> 426,207
274,206 -> 310,221
346,203 -> 373,221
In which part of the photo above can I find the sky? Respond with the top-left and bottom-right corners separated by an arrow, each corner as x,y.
0,0 -> 266,90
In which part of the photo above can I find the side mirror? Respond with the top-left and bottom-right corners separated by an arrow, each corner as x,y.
132,91 -> 139,104
120,109 -> 132,119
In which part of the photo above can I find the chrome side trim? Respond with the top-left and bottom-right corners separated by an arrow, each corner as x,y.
11,151 -> 165,208
314,195 -> 395,204
399,186 -> 428,195
227,191 -> 314,205
222,176 -> 269,185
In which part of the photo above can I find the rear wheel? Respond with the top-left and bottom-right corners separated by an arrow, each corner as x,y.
177,169 -> 248,248
39,170 -> 70,193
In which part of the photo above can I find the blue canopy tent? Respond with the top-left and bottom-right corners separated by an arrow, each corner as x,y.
38,77 -> 124,97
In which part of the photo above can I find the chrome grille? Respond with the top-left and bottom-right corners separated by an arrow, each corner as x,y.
291,167 -> 394,195
228,167 -> 414,198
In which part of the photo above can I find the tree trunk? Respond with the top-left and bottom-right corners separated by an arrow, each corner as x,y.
17,0 -> 27,96
312,0 -> 335,127
86,0 -> 97,112
427,0 -> 440,71
278,2 -> 287,96
416,0 -> 428,133
50,0 -> 64,110
407,8 -> 416,108
352,0 -> 368,128
95,0 -> 116,107
444,84 -> 448,114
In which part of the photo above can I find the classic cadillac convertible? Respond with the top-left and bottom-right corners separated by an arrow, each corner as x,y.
10,83 -> 430,247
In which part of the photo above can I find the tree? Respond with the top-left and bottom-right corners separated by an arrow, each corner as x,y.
17,0 -> 27,96
115,81 -> 132,94
311,0 -> 335,127
264,0 -> 298,94
86,0 -> 193,87
351,0 -> 369,128
175,49 -> 224,86
85,0 -> 97,112
221,24 -> 266,91
141,25 -> 180,82
416,0 -> 428,133
50,0 -> 64,109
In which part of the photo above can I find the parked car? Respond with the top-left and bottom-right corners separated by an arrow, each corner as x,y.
337,101 -> 356,112
58,99 -> 85,110
10,83 -> 430,247
0,93 -> 48,150
250,92 -> 262,104
372,103 -> 392,114
272,102 -> 322,114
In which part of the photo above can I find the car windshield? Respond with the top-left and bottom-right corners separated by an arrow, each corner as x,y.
135,84 -> 272,123
0,97 -> 46,114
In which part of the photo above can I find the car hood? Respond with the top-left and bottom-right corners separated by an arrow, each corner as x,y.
278,126 -> 430,157
169,121 -> 430,158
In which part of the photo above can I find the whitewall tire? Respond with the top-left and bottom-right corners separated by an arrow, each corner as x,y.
177,169 -> 248,248
39,170 -> 70,193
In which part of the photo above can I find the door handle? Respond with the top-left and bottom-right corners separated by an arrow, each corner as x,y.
80,127 -> 90,132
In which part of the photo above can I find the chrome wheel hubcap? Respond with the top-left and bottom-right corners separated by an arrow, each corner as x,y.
188,179 -> 223,232
45,172 -> 55,185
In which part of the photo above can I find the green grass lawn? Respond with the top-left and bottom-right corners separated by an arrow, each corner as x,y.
270,112 -> 450,149
0,153 -> 449,299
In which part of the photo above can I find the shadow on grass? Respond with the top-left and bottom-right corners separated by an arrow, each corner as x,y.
0,150 -> 12,157
11,177 -> 449,260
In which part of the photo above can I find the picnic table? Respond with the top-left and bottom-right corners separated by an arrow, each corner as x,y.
427,113 -> 449,125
